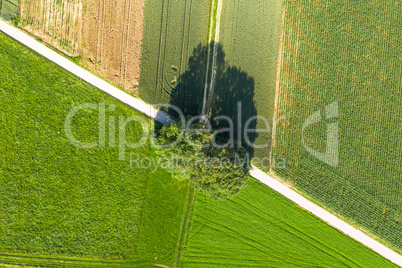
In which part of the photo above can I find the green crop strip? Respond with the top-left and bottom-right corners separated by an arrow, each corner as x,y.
210,0 -> 283,160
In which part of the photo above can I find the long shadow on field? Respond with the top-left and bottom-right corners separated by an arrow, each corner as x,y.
166,42 -> 257,156
166,43 -> 208,116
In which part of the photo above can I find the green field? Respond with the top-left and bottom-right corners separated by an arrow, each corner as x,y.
139,0 -> 211,115
272,0 -> 402,253
0,0 -> 18,21
211,0 -> 283,159
182,179 -> 397,267
0,32 -> 190,267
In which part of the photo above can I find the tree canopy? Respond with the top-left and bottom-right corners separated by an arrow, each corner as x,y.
156,120 -> 250,200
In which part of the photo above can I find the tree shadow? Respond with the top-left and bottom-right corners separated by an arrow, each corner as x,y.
165,43 -> 207,116
165,42 -> 257,157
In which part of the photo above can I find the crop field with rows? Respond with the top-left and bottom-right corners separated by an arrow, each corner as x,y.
272,0 -> 401,253
79,0 -> 145,93
211,0 -> 283,160
139,0 -> 211,115
19,0 -> 82,56
16,0 -> 145,94
0,0 -> 18,20
182,179 -> 397,267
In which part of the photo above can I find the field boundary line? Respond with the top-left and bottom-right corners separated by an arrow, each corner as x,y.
177,188 -> 196,268
200,0 -> 215,117
173,184 -> 191,267
173,185 -> 195,268
249,165 -> 402,267
270,3 -> 285,155
0,252 -> 138,267
201,0 -> 222,119
0,19 -> 175,125
205,0 -> 222,117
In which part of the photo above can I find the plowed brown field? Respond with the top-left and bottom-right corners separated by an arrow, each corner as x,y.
19,0 -> 144,94
81,0 -> 143,93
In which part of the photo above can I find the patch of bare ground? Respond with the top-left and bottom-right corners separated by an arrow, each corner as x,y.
81,0 -> 144,95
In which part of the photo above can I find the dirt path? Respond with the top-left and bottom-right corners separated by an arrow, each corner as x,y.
201,0 -> 215,118
270,5 -> 286,162
201,0 -> 222,119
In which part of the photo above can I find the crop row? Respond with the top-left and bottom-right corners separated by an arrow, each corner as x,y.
272,0 -> 401,253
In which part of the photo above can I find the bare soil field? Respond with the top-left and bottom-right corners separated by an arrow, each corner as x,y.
81,0 -> 144,94
18,0 -> 144,94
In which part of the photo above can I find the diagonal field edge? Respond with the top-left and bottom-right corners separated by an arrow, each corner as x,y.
250,166 -> 402,267
0,20 -> 175,125
1,19 -> 402,267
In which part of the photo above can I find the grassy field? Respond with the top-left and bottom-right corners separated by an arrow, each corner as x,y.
182,179 -> 397,267
210,0 -> 283,160
139,0 -> 211,115
0,0 -> 18,21
272,0 -> 401,253
0,32 -> 189,267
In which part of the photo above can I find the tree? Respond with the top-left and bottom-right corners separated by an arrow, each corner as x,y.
156,120 -> 250,200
